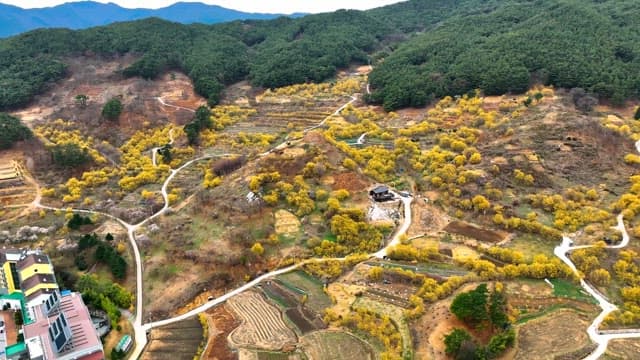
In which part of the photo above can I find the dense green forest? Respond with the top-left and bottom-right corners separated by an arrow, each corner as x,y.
0,0 -> 639,111
0,113 -> 32,149
368,0 -> 640,110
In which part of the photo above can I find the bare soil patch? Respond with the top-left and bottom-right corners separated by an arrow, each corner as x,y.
12,55 -> 203,142
202,305 -> 241,360
408,200 -> 450,237
445,220 -> 508,243
330,171 -> 369,192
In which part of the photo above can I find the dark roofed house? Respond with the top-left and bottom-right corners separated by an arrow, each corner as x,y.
369,186 -> 394,202
17,254 -> 51,272
21,274 -> 57,294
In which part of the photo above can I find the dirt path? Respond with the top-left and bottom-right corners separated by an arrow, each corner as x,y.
29,87 -> 404,359
553,139 -> 640,359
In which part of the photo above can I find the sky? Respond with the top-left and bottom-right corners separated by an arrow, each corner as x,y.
1,0 -> 405,13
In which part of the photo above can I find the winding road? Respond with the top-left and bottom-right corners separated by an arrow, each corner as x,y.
554,140 -> 640,359
155,96 -> 196,113
31,93 -> 369,359
28,90 -> 640,359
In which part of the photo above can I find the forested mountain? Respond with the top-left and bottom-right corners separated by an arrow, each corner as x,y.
1,0 -> 639,112
0,1 -> 296,38
367,0 -> 640,110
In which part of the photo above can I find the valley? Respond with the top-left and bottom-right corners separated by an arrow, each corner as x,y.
2,1 -> 640,359
1,56 -> 640,359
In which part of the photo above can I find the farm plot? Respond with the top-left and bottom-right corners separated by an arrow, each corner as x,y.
202,305 -> 241,360
277,271 -> 332,313
606,339 -> 640,359
141,317 -> 204,360
301,330 -> 375,360
283,307 -> 324,334
0,161 -> 32,208
259,280 -> 326,335
259,281 -> 298,308
444,220 -> 508,243
514,310 -> 594,360
227,290 -> 297,350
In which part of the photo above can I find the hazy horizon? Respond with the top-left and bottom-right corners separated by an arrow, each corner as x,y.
0,0 -> 405,14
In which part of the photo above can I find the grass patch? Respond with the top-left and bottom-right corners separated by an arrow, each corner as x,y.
189,215 -> 224,249
278,271 -> 332,313
260,286 -> 291,309
323,232 -> 337,243
506,233 -> 556,260
516,304 -> 572,324
550,278 -> 596,303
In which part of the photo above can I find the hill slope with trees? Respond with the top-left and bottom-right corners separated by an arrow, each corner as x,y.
1,0 -> 639,111
367,0 -> 640,110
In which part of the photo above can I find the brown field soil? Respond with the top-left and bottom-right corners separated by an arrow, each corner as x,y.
202,305 -> 241,360
445,220 -> 509,243
330,171 -> 370,192
260,280 -> 326,334
341,263 -> 417,304
407,199 -> 450,238
301,330 -> 374,360
141,317 -> 204,360
284,308 -> 317,334
506,280 -> 598,313
606,339 -> 640,359
514,310 -> 592,360
227,291 -> 297,351
0,151 -> 38,223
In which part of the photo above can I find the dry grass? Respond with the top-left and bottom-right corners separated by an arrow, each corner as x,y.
274,210 -> 301,235
301,330 -> 374,360
514,310 -> 592,359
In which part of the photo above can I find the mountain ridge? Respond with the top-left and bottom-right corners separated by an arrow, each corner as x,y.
0,1 -> 303,38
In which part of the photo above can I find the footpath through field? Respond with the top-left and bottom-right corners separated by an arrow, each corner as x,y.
34,92 -> 370,360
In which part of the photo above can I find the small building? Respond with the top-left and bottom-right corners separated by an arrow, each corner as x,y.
23,291 -> 104,360
114,335 -> 132,354
369,186 -> 394,202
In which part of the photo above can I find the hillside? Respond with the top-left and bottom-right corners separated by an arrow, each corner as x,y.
0,1 -> 297,38
368,0 -> 640,110
2,0 -> 640,112
4,1 -> 640,358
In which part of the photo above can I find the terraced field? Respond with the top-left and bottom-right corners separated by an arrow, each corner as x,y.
141,317 -> 203,360
277,271 -> 332,313
227,290 -> 297,350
